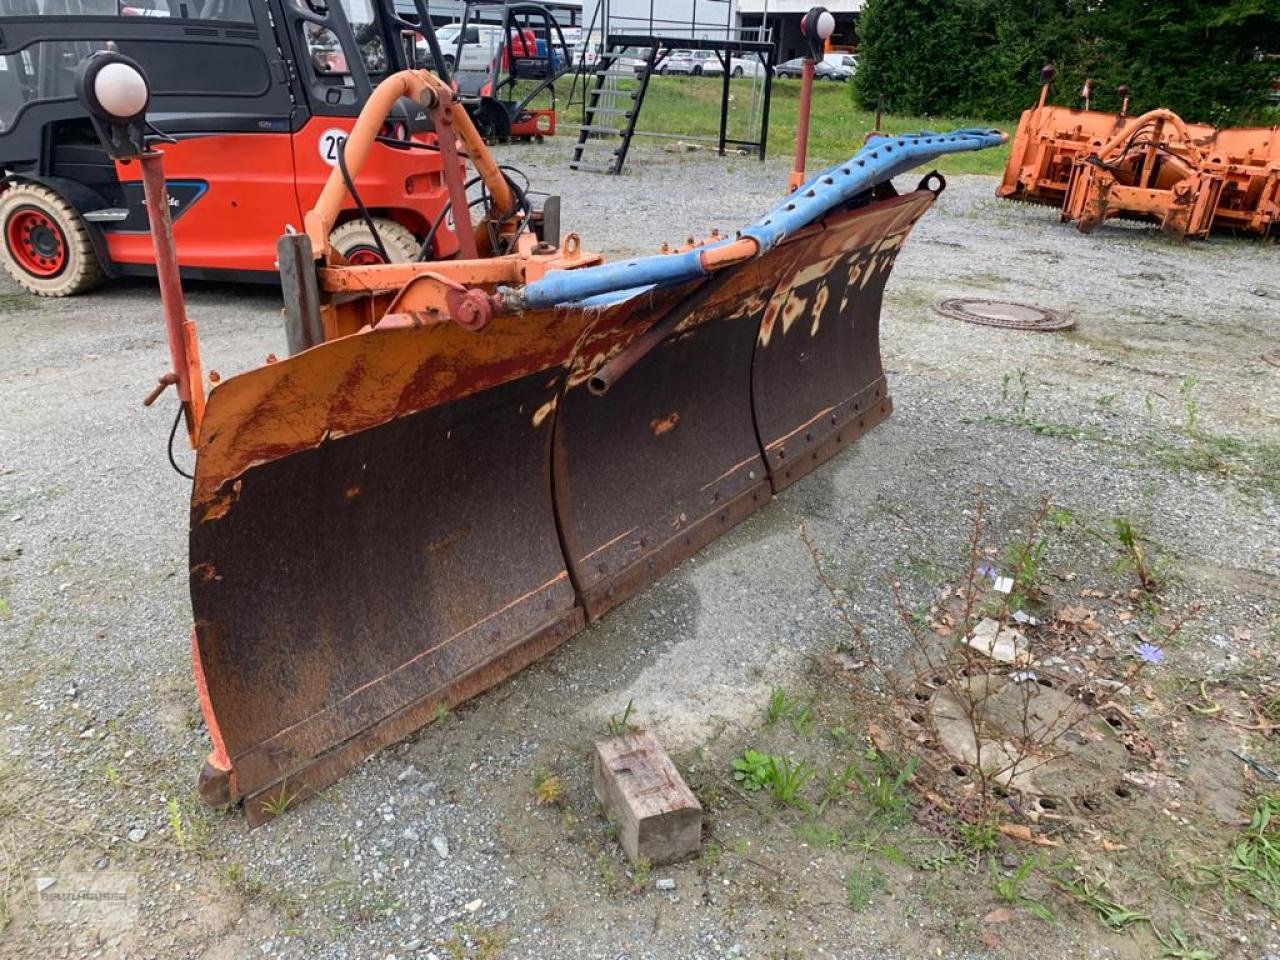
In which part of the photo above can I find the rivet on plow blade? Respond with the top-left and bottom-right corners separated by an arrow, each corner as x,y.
751,190 -> 937,492
189,314 -> 592,824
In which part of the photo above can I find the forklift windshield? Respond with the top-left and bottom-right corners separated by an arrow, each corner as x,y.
0,0 -> 265,137
296,0 -> 388,78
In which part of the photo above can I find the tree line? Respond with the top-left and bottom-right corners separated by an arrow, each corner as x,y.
853,0 -> 1280,125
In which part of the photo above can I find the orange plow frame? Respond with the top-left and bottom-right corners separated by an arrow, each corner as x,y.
998,76 -> 1280,240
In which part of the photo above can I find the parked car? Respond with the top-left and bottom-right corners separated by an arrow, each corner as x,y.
774,58 -> 849,81
823,52 -> 858,76
659,49 -> 724,76
435,22 -> 505,72
728,55 -> 768,79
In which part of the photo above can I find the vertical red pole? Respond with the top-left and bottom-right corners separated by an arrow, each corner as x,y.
790,59 -> 815,193
139,151 -> 203,442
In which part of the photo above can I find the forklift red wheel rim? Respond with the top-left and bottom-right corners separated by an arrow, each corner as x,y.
343,245 -> 388,266
7,206 -> 68,278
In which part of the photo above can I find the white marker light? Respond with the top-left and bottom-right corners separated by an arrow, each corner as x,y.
94,61 -> 149,120
816,11 -> 836,41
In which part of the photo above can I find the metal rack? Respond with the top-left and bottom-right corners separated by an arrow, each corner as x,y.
570,0 -> 775,175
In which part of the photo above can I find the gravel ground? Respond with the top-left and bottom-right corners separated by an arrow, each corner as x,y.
1,138 -> 1277,960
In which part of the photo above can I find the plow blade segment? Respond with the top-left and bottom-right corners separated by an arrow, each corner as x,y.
552,252 -> 809,621
751,189 -> 937,492
189,314 -> 589,822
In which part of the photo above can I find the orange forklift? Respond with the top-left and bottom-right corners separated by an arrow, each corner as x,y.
0,0 -> 471,295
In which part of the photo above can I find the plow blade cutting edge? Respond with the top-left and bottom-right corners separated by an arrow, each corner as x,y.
191,129 -> 1004,822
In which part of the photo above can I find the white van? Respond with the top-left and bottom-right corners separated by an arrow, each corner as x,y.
436,22 -> 504,71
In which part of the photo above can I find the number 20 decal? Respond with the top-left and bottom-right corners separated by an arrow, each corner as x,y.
318,128 -> 349,167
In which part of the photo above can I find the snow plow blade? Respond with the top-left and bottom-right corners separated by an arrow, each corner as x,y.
750,184 -> 940,491
168,69 -> 1004,822
189,311 -> 592,822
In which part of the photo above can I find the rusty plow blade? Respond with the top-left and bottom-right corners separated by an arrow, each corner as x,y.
189,314 -> 591,823
190,129 -> 1004,822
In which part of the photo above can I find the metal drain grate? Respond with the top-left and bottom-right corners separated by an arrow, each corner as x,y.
934,298 -> 1074,331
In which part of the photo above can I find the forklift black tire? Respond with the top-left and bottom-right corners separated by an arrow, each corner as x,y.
0,183 -> 105,297
471,101 -> 511,142
329,218 -> 420,265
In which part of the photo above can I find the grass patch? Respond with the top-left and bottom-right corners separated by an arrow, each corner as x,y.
561,76 -> 1009,175
1155,434 -> 1280,499
844,860 -> 887,911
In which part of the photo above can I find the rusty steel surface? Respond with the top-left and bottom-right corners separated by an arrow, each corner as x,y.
752,190 -> 934,492
933,298 -> 1074,332
553,271 -> 774,621
997,93 -> 1280,240
189,184 -> 940,819
189,307 -> 594,817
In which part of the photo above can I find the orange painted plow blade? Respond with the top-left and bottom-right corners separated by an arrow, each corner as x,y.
998,73 -> 1280,240
174,70 -> 1004,822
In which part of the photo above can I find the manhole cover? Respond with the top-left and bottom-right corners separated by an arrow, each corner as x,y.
935,298 -> 1074,331
1263,349 -> 1280,369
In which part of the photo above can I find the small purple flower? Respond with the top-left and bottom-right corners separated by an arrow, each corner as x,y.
976,562 -> 998,582
1134,642 -> 1165,664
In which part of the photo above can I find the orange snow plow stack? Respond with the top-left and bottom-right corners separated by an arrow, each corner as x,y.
77,45 -> 1005,824
998,66 -> 1280,240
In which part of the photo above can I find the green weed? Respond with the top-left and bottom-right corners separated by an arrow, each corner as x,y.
958,818 -> 999,856
1001,368 -> 1030,416
1111,516 -> 1157,592
793,822 -> 844,848
603,698 -> 637,736
1154,922 -> 1216,960
1227,793 -> 1280,910
732,749 -> 773,791
443,923 -> 508,960
1004,536 -> 1049,603
730,750 -> 813,806
1052,873 -> 1148,930
630,855 -> 652,891
1179,375 -> 1199,436
766,756 -> 815,807
814,762 -> 858,816
990,857 -> 1055,922
167,797 -> 187,851
765,687 -> 816,735
765,687 -> 799,726
844,861 -> 887,911
259,783 -> 300,819
1046,506 -> 1074,531
848,754 -> 917,823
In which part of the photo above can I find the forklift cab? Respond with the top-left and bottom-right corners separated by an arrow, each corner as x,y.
0,0 -> 457,294
447,1 -> 573,141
